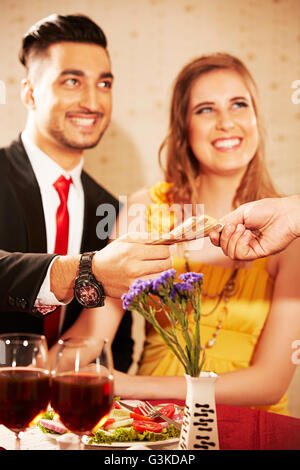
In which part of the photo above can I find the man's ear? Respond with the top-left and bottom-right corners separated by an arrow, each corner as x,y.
20,78 -> 36,110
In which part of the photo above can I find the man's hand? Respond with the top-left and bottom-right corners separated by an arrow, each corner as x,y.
209,196 -> 300,260
50,233 -> 171,302
93,232 -> 172,297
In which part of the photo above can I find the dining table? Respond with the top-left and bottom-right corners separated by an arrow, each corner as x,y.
0,399 -> 299,451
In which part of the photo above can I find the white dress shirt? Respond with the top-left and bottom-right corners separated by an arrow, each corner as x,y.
21,130 -> 85,309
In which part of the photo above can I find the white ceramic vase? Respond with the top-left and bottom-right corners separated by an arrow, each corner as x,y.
179,372 -> 219,450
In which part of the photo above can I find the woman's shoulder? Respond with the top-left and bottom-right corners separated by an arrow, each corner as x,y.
127,187 -> 152,207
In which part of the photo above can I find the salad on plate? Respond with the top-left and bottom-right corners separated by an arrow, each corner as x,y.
37,399 -> 183,446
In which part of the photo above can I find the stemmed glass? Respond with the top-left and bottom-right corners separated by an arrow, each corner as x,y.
51,337 -> 114,450
0,333 -> 50,450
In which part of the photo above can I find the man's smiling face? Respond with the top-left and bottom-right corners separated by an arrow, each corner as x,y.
27,41 -> 113,154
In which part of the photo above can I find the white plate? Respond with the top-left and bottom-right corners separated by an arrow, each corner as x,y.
41,400 -> 181,449
45,431 -> 179,450
83,400 -> 180,449
82,435 -> 179,450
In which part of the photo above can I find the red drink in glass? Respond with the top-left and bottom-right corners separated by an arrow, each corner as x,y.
51,373 -> 113,434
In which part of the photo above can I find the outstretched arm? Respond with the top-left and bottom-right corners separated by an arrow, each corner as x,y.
209,195 -> 300,260
50,232 -> 171,302
0,231 -> 171,315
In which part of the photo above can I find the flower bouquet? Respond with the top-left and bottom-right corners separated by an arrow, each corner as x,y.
121,269 -> 205,377
122,269 -> 219,450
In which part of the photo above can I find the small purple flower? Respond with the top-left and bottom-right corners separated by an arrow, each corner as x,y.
121,291 -> 136,310
132,279 -> 153,294
169,288 -> 177,301
122,269 -> 203,311
131,279 -> 150,290
151,277 -> 163,293
122,279 -> 153,309
174,281 -> 194,293
179,272 -> 203,284
159,269 -> 177,282
150,269 -> 177,294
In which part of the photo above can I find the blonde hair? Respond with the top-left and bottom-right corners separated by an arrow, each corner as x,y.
159,53 -> 279,206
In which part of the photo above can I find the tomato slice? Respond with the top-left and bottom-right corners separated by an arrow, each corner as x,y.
113,401 -> 122,409
103,418 -> 115,429
130,412 -> 154,422
132,406 -> 146,415
157,404 -> 175,419
132,420 -> 163,433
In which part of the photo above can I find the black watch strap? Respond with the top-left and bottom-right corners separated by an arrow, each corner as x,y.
78,252 -> 96,278
75,252 -> 106,308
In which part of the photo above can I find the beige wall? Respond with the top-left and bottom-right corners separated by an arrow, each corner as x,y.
0,0 -> 299,417
1,0 -> 300,197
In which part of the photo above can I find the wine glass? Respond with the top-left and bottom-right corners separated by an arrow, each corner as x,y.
51,337 -> 114,450
0,333 -> 50,450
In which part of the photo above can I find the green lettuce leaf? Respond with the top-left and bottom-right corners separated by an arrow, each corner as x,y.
88,424 -> 180,445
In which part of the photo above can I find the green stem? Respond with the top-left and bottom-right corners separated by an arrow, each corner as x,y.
190,289 -> 202,375
135,304 -> 190,370
148,296 -> 191,368
129,280 -> 205,377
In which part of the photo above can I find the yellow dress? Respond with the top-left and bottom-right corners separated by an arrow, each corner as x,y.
137,182 -> 289,415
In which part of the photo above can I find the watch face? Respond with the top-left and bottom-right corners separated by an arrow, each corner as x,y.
75,281 -> 101,307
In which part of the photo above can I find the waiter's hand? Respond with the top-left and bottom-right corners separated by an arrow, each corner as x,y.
209,196 -> 300,260
93,232 -> 172,298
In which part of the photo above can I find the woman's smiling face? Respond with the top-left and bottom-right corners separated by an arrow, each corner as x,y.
187,68 -> 259,177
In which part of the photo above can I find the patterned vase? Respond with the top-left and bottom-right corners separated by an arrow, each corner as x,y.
179,372 -> 219,450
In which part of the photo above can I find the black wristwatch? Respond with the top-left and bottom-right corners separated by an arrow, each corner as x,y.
74,252 -> 105,308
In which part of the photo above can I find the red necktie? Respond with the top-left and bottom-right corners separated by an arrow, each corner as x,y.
44,175 -> 73,348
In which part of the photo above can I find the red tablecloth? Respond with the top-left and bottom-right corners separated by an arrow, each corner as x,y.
150,399 -> 300,450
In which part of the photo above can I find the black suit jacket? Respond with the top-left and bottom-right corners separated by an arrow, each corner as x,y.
0,137 -> 133,371
0,249 -> 56,312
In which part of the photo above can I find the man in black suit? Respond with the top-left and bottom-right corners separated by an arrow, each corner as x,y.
0,14 -> 171,371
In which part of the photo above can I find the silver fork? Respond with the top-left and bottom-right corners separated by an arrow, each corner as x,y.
141,401 -> 182,431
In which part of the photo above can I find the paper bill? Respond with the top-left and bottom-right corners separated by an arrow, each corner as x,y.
148,215 -> 224,245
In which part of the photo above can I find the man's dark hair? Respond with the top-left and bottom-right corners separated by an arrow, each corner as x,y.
19,14 -> 107,68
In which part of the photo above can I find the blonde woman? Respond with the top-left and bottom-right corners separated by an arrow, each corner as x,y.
113,53 -> 300,415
